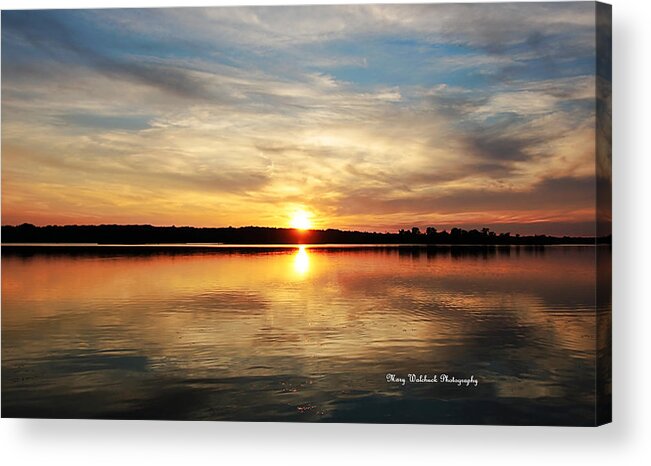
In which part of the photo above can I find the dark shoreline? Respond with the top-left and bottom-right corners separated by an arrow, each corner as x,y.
1,243 -> 610,260
1,223 -> 610,246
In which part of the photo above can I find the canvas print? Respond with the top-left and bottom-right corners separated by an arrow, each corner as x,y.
1,2 -> 611,425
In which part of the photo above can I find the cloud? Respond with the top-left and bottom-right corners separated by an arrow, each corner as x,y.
1,4 -> 604,235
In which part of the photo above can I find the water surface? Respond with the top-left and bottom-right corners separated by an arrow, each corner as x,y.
2,245 -> 609,424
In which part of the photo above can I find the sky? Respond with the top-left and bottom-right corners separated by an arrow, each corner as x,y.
1,3 -> 610,235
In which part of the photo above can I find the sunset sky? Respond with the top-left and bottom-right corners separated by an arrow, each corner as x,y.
2,3 -> 607,235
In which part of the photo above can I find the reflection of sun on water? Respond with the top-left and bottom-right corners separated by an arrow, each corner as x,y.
293,246 -> 310,275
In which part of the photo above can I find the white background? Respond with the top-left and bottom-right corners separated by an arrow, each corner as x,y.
0,0 -> 649,464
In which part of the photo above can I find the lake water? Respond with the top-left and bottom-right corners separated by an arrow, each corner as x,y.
2,245 -> 610,425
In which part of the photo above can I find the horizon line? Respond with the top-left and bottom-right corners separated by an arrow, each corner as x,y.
2,222 -> 607,239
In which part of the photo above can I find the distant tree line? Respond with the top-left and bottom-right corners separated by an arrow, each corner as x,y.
1,223 -> 610,245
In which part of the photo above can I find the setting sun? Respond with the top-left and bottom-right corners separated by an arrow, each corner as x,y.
290,210 -> 313,230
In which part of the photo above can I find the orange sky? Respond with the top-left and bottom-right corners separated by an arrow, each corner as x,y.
1,5 -> 610,236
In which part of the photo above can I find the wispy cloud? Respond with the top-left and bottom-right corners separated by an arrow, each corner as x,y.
1,3 -> 603,234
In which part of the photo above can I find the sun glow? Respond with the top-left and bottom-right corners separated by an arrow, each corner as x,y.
290,210 -> 313,230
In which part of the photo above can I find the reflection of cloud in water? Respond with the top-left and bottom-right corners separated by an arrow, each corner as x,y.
1,246 -> 608,424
